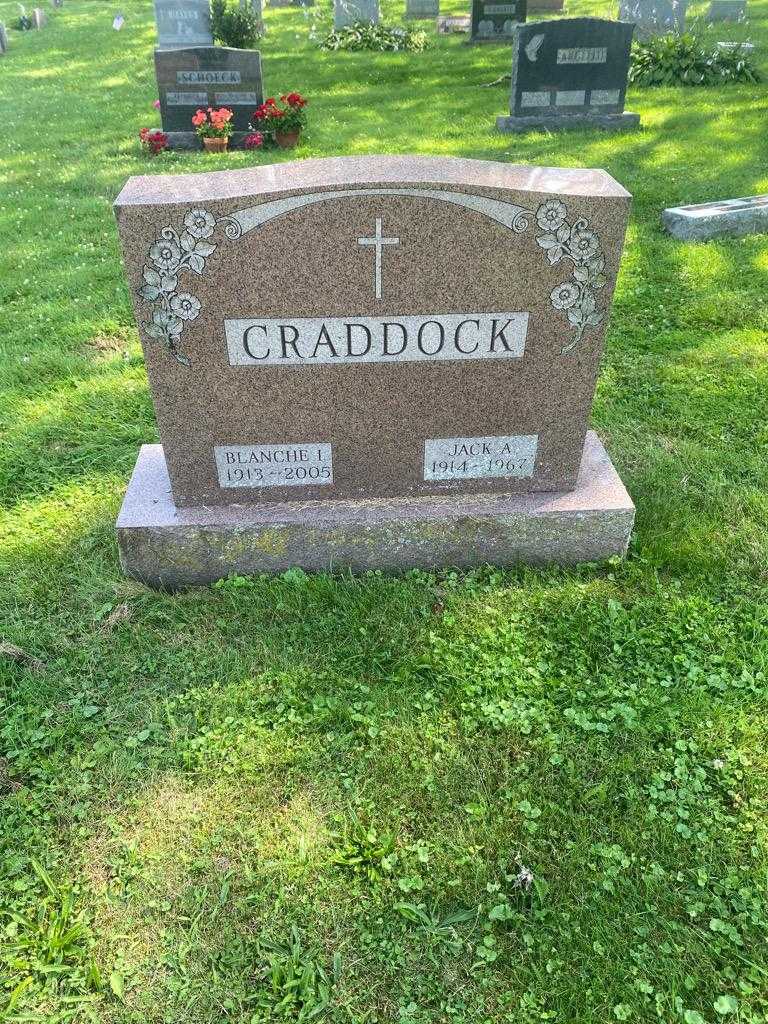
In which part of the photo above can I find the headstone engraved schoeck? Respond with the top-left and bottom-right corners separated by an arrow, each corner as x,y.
333,0 -> 380,29
471,0 -> 526,41
498,18 -> 639,132
154,0 -> 213,49
154,46 -> 263,149
618,0 -> 686,37
113,156 -> 635,586
662,194 -> 768,240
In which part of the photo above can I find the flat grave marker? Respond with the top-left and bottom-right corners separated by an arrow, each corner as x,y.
155,46 -> 263,149
663,194 -> 768,240
498,18 -> 639,132
113,156 -> 634,586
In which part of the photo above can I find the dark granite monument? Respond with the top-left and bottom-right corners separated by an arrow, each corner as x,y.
113,156 -> 634,586
471,0 -> 526,41
707,0 -> 746,18
498,18 -> 639,132
154,0 -> 213,49
155,46 -> 263,149
618,0 -> 686,36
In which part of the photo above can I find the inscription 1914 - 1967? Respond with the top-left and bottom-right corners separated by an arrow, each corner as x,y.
424,434 -> 538,481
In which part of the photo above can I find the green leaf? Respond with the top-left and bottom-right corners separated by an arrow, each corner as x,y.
714,995 -> 738,1015
109,971 -> 125,1000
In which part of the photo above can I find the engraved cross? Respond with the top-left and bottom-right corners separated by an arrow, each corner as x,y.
357,217 -> 399,300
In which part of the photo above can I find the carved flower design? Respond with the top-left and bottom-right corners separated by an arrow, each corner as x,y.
536,199 -> 567,232
184,208 -> 216,239
170,292 -> 202,321
550,282 -> 580,310
568,226 -> 600,261
149,237 -> 181,272
139,212 -> 219,364
534,202 -> 606,353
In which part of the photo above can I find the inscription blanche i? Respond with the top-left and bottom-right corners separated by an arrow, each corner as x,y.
215,443 -> 333,488
424,435 -> 538,481
226,313 -> 528,367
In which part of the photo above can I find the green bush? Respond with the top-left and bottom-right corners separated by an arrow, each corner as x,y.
210,0 -> 262,49
629,32 -> 759,85
320,21 -> 429,51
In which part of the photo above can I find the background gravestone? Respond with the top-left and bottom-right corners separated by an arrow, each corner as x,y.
498,18 -> 639,132
663,194 -> 768,240
113,155 -> 634,585
708,0 -> 746,18
154,0 -> 213,48
155,46 -> 263,148
0,23 -> 7,53
32,8 -> 47,28
406,0 -> 439,18
471,0 -> 526,42
334,0 -> 380,28
529,0 -> 564,10
438,13 -> 469,30
618,0 -> 686,36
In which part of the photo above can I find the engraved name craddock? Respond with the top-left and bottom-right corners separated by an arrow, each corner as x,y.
225,313 -> 528,367
215,443 -> 333,488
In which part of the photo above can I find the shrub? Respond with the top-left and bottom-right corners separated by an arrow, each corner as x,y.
210,0 -> 262,48
629,32 -> 760,85
320,21 -> 429,51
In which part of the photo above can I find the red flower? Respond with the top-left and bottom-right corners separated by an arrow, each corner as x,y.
244,132 -> 264,149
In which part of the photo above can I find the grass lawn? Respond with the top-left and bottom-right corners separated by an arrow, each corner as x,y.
1,0 -> 768,1021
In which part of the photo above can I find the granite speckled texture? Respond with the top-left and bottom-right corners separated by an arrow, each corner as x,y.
114,155 -> 631,509
663,195 -> 768,240
117,432 -> 635,588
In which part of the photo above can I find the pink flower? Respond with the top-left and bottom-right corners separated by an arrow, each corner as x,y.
153,99 -> 161,109
244,132 -> 263,149
191,109 -> 207,127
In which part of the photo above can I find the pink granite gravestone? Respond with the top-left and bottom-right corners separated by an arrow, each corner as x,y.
113,155 -> 634,587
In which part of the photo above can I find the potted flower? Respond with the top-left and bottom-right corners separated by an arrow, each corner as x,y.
139,127 -> 169,156
251,92 -> 308,149
192,107 -> 234,153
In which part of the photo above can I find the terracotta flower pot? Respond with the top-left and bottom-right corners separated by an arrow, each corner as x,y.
202,136 -> 229,153
275,130 -> 300,150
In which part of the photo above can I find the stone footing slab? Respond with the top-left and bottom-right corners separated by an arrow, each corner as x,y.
117,432 -> 634,589
662,195 -> 768,240
497,112 -> 640,133
165,131 -> 254,151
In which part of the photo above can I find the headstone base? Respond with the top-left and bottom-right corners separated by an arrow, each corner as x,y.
164,131 -> 254,150
117,432 -> 634,589
497,111 -> 640,133
662,196 -> 768,240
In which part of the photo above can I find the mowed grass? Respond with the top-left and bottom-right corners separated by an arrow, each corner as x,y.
1,1 -> 768,1021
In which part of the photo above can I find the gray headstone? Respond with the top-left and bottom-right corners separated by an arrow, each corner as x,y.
154,46 -> 263,147
333,0 -> 380,28
708,0 -> 746,18
437,13 -> 469,30
471,0 -> 526,42
154,0 -> 213,49
663,194 -> 768,240
50,0 -> 64,8
505,18 -> 635,121
618,0 -> 686,36
406,0 -> 439,18
33,7 -> 47,28
0,23 -> 7,52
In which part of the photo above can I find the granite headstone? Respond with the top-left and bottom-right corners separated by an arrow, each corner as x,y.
618,0 -> 685,36
663,194 -> 768,240
154,0 -> 213,49
334,0 -> 380,28
32,8 -> 47,28
708,0 -> 746,18
113,156 -> 635,585
471,0 -> 526,40
406,0 -> 439,17
155,46 -> 263,149
498,18 -> 639,132
0,23 -> 7,52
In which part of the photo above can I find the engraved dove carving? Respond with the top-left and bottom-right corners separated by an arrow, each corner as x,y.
525,33 -> 545,61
